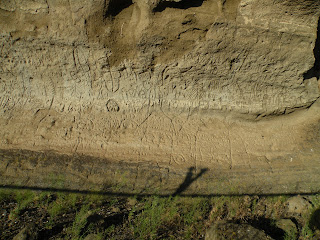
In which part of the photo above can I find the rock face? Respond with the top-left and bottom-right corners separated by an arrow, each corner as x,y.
0,0 -> 320,194
286,196 -> 312,215
205,221 -> 273,240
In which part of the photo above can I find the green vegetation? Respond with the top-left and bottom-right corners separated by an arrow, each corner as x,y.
0,189 -> 12,202
69,204 -> 91,239
46,192 -> 79,228
1,188 -> 320,239
301,195 -> 320,239
8,190 -> 36,220
130,196 -> 168,239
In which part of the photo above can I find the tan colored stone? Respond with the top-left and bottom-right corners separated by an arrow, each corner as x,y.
0,0 -> 320,194
286,196 -> 312,215
205,221 -> 273,240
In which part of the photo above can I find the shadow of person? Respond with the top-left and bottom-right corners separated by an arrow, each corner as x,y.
304,17 -> 320,80
173,167 -> 208,196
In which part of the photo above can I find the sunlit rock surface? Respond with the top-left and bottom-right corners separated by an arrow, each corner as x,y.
0,0 -> 320,194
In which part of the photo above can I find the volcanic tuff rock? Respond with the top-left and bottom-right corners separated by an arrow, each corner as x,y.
0,0 -> 320,194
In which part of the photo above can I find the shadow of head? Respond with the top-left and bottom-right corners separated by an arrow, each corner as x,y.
187,167 -> 208,176
185,167 -> 208,177
172,167 -> 209,196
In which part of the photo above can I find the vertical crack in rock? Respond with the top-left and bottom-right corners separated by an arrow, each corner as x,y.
304,17 -> 320,80
153,0 -> 204,12
105,0 -> 133,17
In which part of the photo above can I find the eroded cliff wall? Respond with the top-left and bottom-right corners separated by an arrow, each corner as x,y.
0,0 -> 320,194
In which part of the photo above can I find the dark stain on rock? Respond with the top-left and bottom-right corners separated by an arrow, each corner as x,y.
105,0 -> 133,18
153,0 -> 204,12
304,17 -> 320,80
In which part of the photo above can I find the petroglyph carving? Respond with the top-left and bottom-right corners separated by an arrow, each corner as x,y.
106,99 -> 120,112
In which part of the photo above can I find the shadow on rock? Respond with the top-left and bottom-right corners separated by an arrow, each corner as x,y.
246,217 -> 285,240
310,208 -> 320,231
173,167 -> 208,196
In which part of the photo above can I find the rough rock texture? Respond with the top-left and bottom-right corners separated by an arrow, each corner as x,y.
275,219 -> 297,238
205,221 -> 273,240
0,0 -> 320,194
286,196 -> 312,215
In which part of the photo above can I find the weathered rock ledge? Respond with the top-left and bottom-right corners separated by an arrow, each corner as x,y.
0,0 -> 320,194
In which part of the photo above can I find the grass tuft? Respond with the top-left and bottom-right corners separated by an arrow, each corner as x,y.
70,204 -> 91,239
9,190 -> 36,220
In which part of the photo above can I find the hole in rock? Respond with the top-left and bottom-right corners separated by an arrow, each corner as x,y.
303,17 -> 320,80
153,0 -> 204,12
105,0 -> 133,17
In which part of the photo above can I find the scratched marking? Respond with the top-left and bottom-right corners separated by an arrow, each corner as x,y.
106,99 -> 120,112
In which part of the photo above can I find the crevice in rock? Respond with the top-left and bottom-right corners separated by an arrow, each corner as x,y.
303,17 -> 320,80
153,0 -> 204,13
104,0 -> 133,18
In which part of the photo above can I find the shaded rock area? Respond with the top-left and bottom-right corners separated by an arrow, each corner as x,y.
0,0 -> 320,195
1,148 -> 320,195
275,219 -> 297,239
